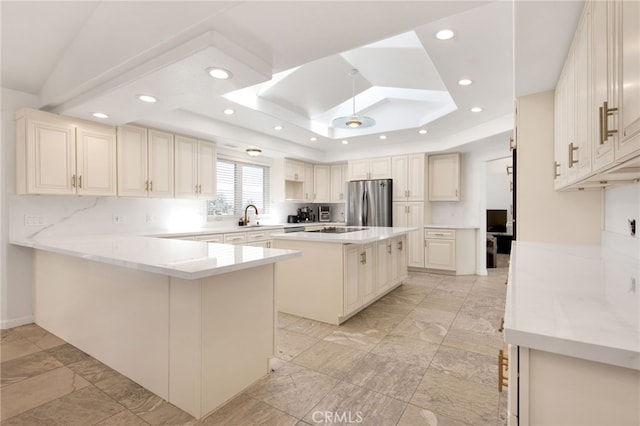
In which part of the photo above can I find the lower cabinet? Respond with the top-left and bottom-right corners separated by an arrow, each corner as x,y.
424,228 -> 476,275
344,243 -> 375,315
507,346 -> 640,426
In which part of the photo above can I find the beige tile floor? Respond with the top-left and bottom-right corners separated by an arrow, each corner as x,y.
0,265 -> 509,425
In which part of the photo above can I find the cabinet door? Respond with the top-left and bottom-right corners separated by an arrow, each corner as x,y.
314,165 -> 331,203
174,135 -> 199,198
198,141 -> 217,199
361,244 -> 375,304
76,125 -> 117,196
376,241 -> 391,294
391,156 -> 408,201
369,157 -> 392,179
26,118 -> 76,194
285,159 -> 304,181
117,125 -> 148,197
344,245 -> 362,315
406,154 -> 425,201
575,10 -> 592,179
406,203 -> 425,268
425,238 -> 456,271
565,49 -> 579,182
392,236 -> 408,282
303,163 -> 314,202
148,130 -> 174,198
348,159 -> 370,180
592,0 -> 616,171
554,68 -> 569,189
428,153 -> 460,201
617,0 -> 640,159
330,164 -> 346,202
392,203 -> 408,227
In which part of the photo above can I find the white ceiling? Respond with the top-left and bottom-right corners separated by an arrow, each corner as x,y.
1,1 -> 584,163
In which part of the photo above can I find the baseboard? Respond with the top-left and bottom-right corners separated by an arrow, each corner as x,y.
1,315 -> 34,330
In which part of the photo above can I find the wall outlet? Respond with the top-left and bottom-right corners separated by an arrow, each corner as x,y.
24,215 -> 45,226
113,214 -> 125,224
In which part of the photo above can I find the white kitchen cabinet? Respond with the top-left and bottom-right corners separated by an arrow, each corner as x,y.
15,108 -> 116,196
393,202 -> 425,268
424,227 -> 476,275
285,159 -> 305,181
428,153 -> 461,201
303,162 -> 314,202
616,0 -> 640,160
117,125 -> 174,198
313,165 -> 331,203
375,235 -> 407,295
392,154 -> 425,201
347,157 -> 391,181
174,135 -> 216,199
330,164 -> 348,202
575,7 -> 593,179
344,243 -> 375,316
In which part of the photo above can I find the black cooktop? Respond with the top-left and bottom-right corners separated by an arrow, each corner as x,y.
306,227 -> 365,234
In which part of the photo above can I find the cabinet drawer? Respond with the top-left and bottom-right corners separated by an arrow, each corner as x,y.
425,229 -> 456,239
194,234 -> 223,243
223,233 -> 247,244
246,230 -> 270,242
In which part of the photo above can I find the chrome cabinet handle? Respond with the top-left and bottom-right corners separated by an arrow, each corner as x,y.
397,240 -> 403,251
360,252 -> 366,265
72,175 -> 77,188
78,175 -> 82,188
568,143 -> 579,167
602,101 -> 618,143
387,244 -> 392,254
149,181 -> 153,192
554,161 -> 560,178
145,180 -> 149,191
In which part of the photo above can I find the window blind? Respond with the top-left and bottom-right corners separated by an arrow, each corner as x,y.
208,159 -> 269,216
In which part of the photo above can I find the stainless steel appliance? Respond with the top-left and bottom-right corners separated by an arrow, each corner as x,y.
297,206 -> 315,222
319,206 -> 331,222
346,179 -> 392,226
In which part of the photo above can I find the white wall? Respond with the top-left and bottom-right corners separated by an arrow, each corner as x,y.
486,157 -> 512,211
602,183 -> 640,258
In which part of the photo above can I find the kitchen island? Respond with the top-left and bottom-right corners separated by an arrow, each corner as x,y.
272,226 -> 414,325
10,235 -> 299,419
504,241 -> 640,425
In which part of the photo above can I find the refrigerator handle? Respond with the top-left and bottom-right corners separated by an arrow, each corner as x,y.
363,190 -> 369,225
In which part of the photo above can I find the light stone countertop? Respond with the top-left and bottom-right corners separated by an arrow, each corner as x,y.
11,234 -> 300,280
504,241 -> 640,370
270,226 -> 415,244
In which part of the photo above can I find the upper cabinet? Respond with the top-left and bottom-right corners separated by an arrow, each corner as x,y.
330,164 -> 348,203
117,125 -> 174,198
555,0 -> 640,190
391,154 -> 426,201
428,153 -> 461,201
174,135 -> 216,199
313,165 -> 331,203
271,158 -> 315,202
16,108 -> 116,196
348,157 -> 391,181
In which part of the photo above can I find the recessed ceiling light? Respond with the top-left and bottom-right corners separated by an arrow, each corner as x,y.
92,112 -> 108,119
246,148 -> 262,156
223,108 -> 235,115
418,129 -> 428,135
436,29 -> 455,40
309,137 -> 317,142
207,67 -> 232,79
379,135 -> 387,140
273,125 -> 283,131
471,107 -> 483,112
458,79 -> 472,86
341,140 -> 349,145
136,94 -> 157,103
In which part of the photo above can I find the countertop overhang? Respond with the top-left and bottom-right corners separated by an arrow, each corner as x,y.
504,241 -> 640,370
270,226 -> 416,244
11,234 -> 300,280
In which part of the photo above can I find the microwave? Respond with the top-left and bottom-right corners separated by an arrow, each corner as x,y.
319,206 -> 331,222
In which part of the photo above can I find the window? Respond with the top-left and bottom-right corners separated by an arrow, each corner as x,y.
208,159 -> 269,216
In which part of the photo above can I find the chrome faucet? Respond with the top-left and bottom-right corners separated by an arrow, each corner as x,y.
244,204 -> 259,225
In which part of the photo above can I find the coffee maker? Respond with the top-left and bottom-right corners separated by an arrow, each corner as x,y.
297,206 -> 315,222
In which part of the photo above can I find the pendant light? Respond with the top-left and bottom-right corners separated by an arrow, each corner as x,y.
332,69 -> 375,129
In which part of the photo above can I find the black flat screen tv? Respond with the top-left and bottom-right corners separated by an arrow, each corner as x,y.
487,209 -> 507,233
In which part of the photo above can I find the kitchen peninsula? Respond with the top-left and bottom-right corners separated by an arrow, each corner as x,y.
10,235 -> 299,419
272,226 -> 413,325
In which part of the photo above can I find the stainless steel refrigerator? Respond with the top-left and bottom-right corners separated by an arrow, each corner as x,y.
346,179 -> 393,226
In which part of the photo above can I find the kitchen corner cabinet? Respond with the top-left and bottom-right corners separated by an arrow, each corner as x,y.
391,154 -> 426,201
348,157 -> 391,181
330,164 -> 348,202
174,136 -> 216,199
16,108 -> 116,196
428,153 -> 461,201
117,125 -> 174,198
393,202 -> 425,268
424,227 -> 476,275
